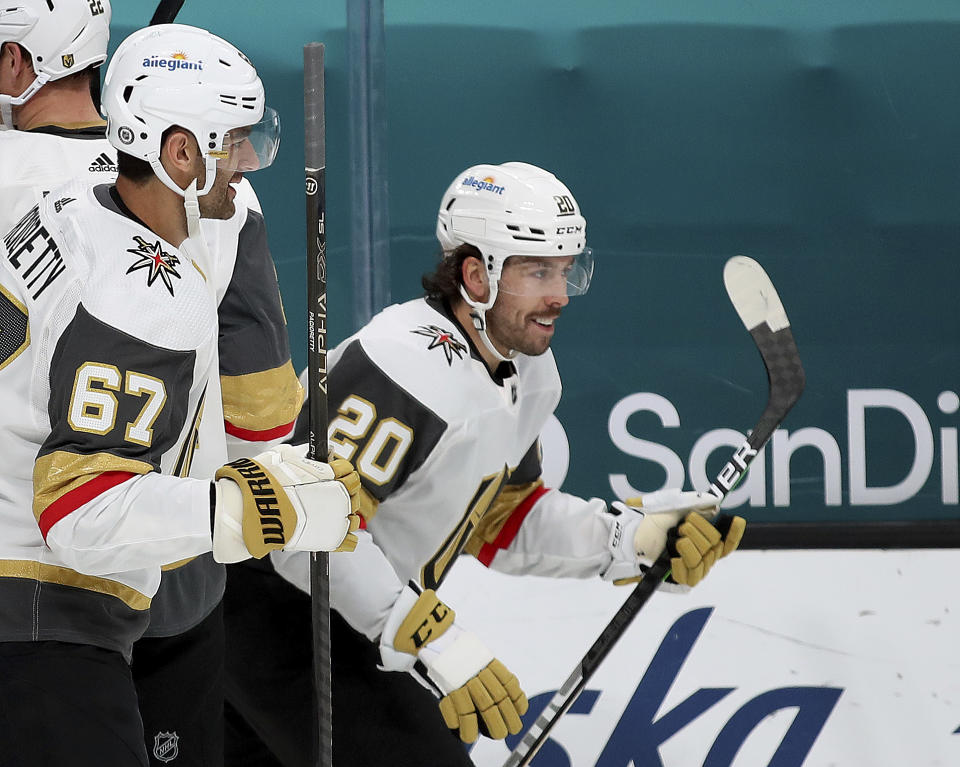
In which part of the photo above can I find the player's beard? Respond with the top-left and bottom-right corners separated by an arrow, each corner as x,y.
485,293 -> 562,358
195,162 -> 237,220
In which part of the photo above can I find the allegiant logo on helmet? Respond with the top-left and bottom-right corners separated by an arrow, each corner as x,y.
461,176 -> 505,195
141,52 -> 203,72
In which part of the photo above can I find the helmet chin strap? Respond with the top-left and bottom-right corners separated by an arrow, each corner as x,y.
458,283 -> 517,363
180,176 -> 216,299
144,151 -> 218,289
0,72 -> 48,129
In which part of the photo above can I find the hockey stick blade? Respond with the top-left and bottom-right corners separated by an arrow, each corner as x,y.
713,255 -> 805,487
149,0 -> 186,25
503,256 -> 805,767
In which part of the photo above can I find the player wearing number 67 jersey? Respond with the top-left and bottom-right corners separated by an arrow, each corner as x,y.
0,8 -> 317,765
222,162 -> 747,767
0,23 -> 361,767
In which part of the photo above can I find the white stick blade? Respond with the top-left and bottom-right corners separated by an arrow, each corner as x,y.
723,255 -> 790,332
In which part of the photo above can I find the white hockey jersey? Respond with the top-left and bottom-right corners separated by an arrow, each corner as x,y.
274,297 -> 610,641
0,124 -> 118,238
0,181 -> 222,657
0,126 -> 302,644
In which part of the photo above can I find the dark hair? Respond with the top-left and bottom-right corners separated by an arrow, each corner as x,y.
2,42 -> 98,90
421,243 -> 481,300
116,151 -> 154,183
116,126 -> 188,184
64,67 -> 98,90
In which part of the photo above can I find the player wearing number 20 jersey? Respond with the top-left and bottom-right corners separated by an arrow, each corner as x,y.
334,294 -> 557,581
225,162 -> 742,767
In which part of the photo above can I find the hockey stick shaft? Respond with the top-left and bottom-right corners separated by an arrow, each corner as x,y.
504,256 -> 805,767
304,42 -> 332,767
149,0 -> 185,25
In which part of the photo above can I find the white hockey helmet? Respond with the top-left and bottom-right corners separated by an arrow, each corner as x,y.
102,23 -> 279,198
436,161 -> 593,359
0,0 -> 110,108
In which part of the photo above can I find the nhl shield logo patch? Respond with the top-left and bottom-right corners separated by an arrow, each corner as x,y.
152,731 -> 179,763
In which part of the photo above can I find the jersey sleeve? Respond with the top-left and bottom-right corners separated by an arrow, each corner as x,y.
36,302 -> 212,576
218,207 -> 303,456
268,337 -> 453,637
272,529 -> 406,642
326,338 -> 448,523
464,439 -> 611,578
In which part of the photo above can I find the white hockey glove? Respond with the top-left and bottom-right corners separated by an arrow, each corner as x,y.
379,584 -> 528,743
212,443 -> 361,563
599,489 -> 744,588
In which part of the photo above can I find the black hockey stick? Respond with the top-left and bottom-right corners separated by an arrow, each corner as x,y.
149,0 -> 185,25
304,42 -> 332,767
503,255 -> 805,767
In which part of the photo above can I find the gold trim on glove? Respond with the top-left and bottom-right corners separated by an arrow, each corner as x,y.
214,457 -> 297,558
394,588 -> 455,654
439,659 -> 528,743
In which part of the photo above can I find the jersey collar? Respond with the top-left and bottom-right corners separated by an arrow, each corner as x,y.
27,123 -> 108,139
425,295 -> 517,386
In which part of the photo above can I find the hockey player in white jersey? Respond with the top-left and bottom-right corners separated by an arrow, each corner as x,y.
0,0 -> 113,231
2,7 -> 319,764
222,162 -> 746,766
0,22 -> 361,766
2,7 -> 319,766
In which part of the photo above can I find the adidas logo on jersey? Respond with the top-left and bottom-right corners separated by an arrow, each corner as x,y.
89,153 -> 118,173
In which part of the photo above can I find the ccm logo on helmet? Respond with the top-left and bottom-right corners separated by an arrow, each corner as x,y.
556,225 -> 583,235
142,54 -> 204,72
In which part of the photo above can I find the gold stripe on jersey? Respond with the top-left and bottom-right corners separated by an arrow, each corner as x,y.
173,386 -> 206,478
0,560 -> 150,610
357,485 -> 379,523
421,467 -> 508,590
33,450 -> 154,522
191,259 -> 208,283
44,119 -> 108,130
221,361 -> 303,432
161,556 -> 198,571
463,479 -> 545,558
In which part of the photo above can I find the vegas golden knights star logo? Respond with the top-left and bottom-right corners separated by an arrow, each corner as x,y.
61,53 -> 75,69
152,731 -> 179,763
411,324 -> 467,366
126,236 -> 182,296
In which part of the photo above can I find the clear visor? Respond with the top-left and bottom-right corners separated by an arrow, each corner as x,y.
210,106 -> 281,173
497,248 -> 594,297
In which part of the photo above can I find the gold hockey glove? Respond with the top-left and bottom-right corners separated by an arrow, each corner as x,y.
379,584 -> 528,743
599,489 -> 742,588
212,444 -> 361,562
669,511 -> 745,586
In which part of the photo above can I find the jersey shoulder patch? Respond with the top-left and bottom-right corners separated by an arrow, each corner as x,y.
358,298 -> 472,370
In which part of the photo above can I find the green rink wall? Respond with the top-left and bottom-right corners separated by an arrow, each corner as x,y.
112,2 -> 960,528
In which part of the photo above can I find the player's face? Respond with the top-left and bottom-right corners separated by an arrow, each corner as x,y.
197,161 -> 241,220
0,43 -> 17,98
485,257 -> 571,357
